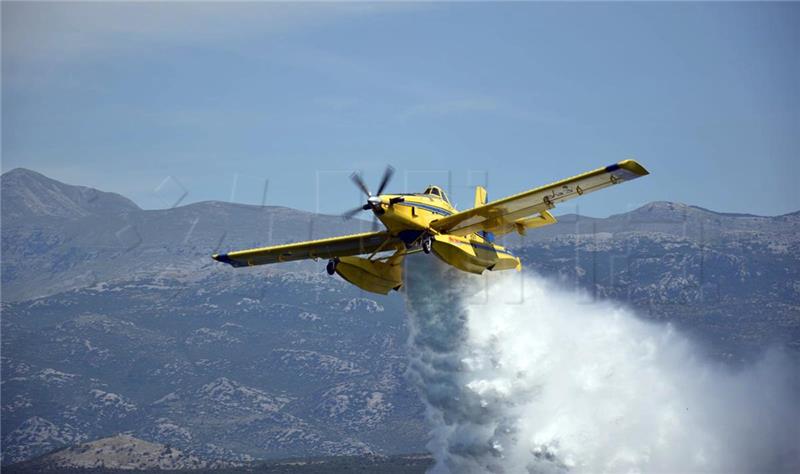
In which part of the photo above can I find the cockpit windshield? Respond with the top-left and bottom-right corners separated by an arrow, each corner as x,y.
423,186 -> 450,203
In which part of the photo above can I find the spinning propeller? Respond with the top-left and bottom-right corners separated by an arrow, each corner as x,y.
342,166 -> 395,226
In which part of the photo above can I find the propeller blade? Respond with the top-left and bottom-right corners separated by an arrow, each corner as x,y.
371,215 -> 380,232
376,165 -> 395,196
341,205 -> 364,220
350,172 -> 371,197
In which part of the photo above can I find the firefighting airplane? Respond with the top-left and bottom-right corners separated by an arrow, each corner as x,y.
213,160 -> 649,294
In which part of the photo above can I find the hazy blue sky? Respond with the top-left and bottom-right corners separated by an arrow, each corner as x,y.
3,2 -> 798,217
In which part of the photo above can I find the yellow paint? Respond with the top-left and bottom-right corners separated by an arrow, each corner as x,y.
335,256 -> 404,295
431,234 -> 520,274
474,186 -> 488,208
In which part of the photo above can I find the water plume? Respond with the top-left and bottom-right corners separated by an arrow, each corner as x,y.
404,256 -> 799,473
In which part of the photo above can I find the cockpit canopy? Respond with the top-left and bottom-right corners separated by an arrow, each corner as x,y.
423,185 -> 450,203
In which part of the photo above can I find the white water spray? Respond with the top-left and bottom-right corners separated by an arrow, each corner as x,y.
404,256 -> 799,473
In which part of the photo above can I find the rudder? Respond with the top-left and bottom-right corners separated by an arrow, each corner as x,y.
474,186 -> 487,208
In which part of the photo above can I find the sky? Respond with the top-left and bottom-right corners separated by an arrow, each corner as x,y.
2,2 -> 799,217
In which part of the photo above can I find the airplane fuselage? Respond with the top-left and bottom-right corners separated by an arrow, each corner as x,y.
367,191 -> 521,275
375,193 -> 456,232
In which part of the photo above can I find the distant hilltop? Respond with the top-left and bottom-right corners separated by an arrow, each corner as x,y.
5,433 -> 232,471
1,168 -> 140,220
5,432 -> 433,473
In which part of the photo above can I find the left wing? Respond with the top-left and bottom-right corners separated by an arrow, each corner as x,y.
213,231 -> 399,267
431,159 -> 649,236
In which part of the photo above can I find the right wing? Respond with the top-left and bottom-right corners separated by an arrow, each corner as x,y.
431,159 -> 649,236
213,231 -> 399,267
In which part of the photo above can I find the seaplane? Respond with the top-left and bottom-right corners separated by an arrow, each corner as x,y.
213,160 -> 649,294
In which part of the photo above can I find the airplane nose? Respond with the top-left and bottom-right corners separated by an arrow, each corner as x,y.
369,197 -> 386,215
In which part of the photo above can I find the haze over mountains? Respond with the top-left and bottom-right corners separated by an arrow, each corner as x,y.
2,168 -> 798,466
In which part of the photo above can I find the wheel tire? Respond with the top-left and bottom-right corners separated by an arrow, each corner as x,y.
422,236 -> 432,254
326,258 -> 338,275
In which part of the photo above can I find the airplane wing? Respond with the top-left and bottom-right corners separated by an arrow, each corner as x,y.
213,231 -> 399,267
431,159 -> 649,237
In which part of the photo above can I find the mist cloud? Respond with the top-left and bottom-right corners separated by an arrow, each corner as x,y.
404,257 -> 799,473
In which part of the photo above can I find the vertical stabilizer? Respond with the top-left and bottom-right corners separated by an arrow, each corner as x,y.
474,186 -> 487,208
474,186 -> 494,242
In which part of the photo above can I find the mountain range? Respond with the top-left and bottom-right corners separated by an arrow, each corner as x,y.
2,168 -> 798,466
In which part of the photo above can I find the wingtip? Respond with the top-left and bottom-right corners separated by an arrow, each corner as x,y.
212,253 -> 244,267
618,159 -> 649,176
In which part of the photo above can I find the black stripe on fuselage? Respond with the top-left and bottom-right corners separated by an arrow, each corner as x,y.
395,201 -> 453,216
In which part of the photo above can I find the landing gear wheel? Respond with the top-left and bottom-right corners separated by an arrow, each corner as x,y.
326,258 -> 339,275
421,236 -> 433,254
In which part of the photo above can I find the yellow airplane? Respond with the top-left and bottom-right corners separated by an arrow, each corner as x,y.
213,160 -> 649,294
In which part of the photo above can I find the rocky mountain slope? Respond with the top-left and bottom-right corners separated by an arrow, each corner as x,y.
7,451 -> 432,474
1,168 -> 140,220
1,168 -> 373,302
6,433 -> 233,470
2,168 -> 798,465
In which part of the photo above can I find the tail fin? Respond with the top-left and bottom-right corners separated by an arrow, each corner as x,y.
474,186 -> 493,242
474,186 -> 487,208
